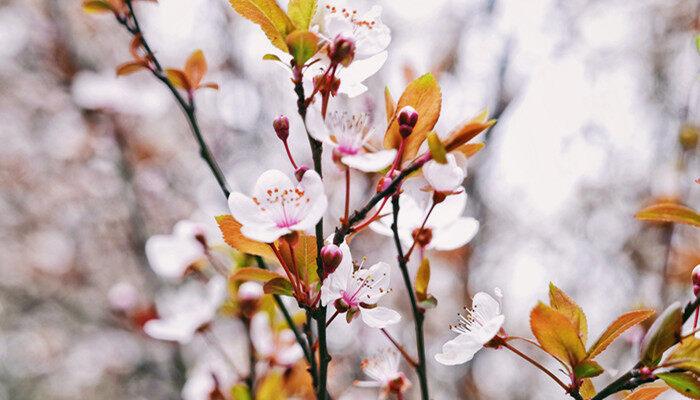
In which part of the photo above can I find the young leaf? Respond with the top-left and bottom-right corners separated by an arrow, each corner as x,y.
231,384 -> 253,400
622,385 -> 668,400
426,132 -> 448,164
549,283 -> 588,344
263,53 -> 283,62
384,86 -> 396,124
665,337 -> 700,375
657,372 -> 700,399
586,309 -> 655,359
285,31 -> 319,66
384,73 -> 442,160
82,0 -> 115,13
530,302 -> 587,368
574,359 -> 604,379
264,277 -> 294,296
229,0 -> 293,52
580,379 -> 596,399
230,267 -> 281,283
185,49 -> 207,88
444,118 -> 496,152
455,143 -> 485,158
165,68 -> 191,91
640,302 -> 682,366
256,371 -> 287,400
415,258 -> 431,298
287,0 -> 317,30
635,203 -> 700,227
216,215 -> 277,260
277,233 -> 319,283
116,61 -> 148,76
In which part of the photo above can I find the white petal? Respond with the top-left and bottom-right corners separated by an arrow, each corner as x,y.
361,262 -> 391,303
250,313 -> 274,357
144,318 -> 198,344
145,235 -> 203,280
320,239 -> 353,306
337,52 -> 388,97
430,217 -> 479,250
227,192 -> 267,226
472,292 -> 502,321
342,149 -> 397,172
291,170 -> 328,231
206,276 -> 228,309
305,105 -> 334,144
360,306 -> 401,328
423,155 -> 465,192
434,334 -> 483,366
474,315 -> 505,345
253,169 -> 295,200
427,191 -> 467,229
241,223 -> 290,243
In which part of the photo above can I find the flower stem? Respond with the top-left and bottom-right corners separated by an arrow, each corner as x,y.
501,342 -> 571,394
404,201 -> 437,262
242,317 -> 256,396
380,328 -> 418,368
390,195 -> 430,400
326,309 -> 340,327
343,166 -> 351,224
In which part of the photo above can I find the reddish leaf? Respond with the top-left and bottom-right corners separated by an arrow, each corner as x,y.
635,202 -> 700,228
215,215 -> 276,260
185,49 -> 207,88
586,309 -> 655,359
530,302 -> 586,368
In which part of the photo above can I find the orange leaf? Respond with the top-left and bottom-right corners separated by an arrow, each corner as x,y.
444,119 -> 496,152
622,385 -> 668,400
635,202 -> 700,227
277,233 -> 318,283
116,61 -> 149,76
384,73 -> 442,160
530,302 -> 586,368
185,49 -> 207,88
230,267 -> 282,282
580,379 -> 596,399
129,34 -> 144,60
455,143 -> 485,157
384,86 -> 396,125
549,283 -> 588,344
228,0 -> 293,52
165,68 -> 192,91
82,0 -> 115,13
216,215 -> 276,260
197,82 -> 220,91
586,309 -> 655,359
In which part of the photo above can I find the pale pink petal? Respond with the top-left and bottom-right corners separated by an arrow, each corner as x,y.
253,169 -> 295,202
342,149 -> 396,172
427,191 -> 467,229
291,170 -> 328,231
250,313 -> 274,357
360,306 -> 401,328
337,51 -> 387,98
430,217 -> 479,250
227,192 -> 267,226
240,223 -> 290,243
145,235 -> 203,280
361,262 -> 391,303
434,334 -> 483,366
423,154 -> 465,192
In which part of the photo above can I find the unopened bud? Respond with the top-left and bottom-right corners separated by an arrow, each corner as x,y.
411,227 -> 433,248
273,115 -> 290,141
398,106 -> 419,138
321,244 -> 343,274
693,265 -> 700,296
294,165 -> 309,181
334,297 -> 350,313
680,124 -> 699,151
330,35 -> 356,67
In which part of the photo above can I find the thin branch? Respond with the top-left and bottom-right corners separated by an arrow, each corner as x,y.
501,342 -> 576,397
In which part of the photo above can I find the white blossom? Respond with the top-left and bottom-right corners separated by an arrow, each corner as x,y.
354,349 -> 411,399
145,220 -> 208,280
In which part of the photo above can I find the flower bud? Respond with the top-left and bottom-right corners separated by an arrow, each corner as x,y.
321,244 -> 343,274
334,297 -> 350,313
693,264 -> 700,296
680,124 -> 699,151
273,115 -> 290,141
398,106 -> 419,138
294,165 -> 309,181
330,35 -> 356,67
411,227 -> 433,248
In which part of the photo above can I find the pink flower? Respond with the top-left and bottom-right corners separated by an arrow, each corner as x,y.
355,349 -> 411,399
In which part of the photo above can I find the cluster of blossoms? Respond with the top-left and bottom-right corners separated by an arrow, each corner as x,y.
86,0 -> 700,399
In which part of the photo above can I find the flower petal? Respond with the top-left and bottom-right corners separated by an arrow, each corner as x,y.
320,237 -> 353,306
228,192 -> 267,226
145,235 -> 204,280
430,217 -> 479,250
250,312 -> 275,357
427,191 -> 467,229
240,223 -> 290,243
360,262 -> 391,303
337,51 -> 388,97
434,334 -> 483,365
423,154 -> 465,193
360,306 -> 401,328
342,149 -> 397,172
291,170 -> 328,231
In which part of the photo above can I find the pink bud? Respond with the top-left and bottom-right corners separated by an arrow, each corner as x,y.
294,165 -> 309,181
693,264 -> 700,285
321,244 -> 343,274
330,35 -> 356,67
398,106 -> 419,128
273,115 -> 290,141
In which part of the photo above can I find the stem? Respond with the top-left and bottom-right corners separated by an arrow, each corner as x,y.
304,309 -> 320,391
404,201 -> 437,261
390,195 -> 430,400
283,140 -> 299,170
326,309 -> 340,327
381,328 -> 418,368
242,317 -> 256,396
502,342 -> 573,396
343,166 -> 350,223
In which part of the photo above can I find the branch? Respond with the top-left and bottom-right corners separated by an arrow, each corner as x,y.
391,195 -> 430,400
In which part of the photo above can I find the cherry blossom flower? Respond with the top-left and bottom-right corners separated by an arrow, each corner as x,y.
182,354 -> 237,400
354,349 -> 411,399
320,236 -> 401,328
308,109 -> 397,172
250,312 -> 304,367
435,288 -> 504,366
144,276 -> 227,344
227,169 -> 328,243
145,220 -> 208,280
315,4 -> 391,97
370,190 -> 479,251
422,153 -> 468,193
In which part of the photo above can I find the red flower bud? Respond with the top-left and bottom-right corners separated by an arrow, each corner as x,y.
693,265 -> 700,294
273,115 -> 289,141
294,165 -> 309,181
398,106 -> 419,128
321,244 -> 343,274
330,35 -> 356,67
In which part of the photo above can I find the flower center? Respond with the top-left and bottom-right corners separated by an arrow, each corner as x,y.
327,111 -> 370,155
252,186 -> 310,228
324,4 -> 378,30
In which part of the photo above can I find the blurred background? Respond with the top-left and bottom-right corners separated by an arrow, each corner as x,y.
1,0 -> 699,398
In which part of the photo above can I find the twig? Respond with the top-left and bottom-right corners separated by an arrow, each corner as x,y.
501,342 -> 577,398
381,328 -> 418,368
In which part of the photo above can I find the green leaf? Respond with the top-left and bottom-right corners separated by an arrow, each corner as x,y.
549,282 -> 588,344
426,131 -> 447,164
586,309 -> 655,360
418,294 -> 438,309
256,371 -> 286,400
635,203 -> 700,228
82,0 -> 114,13
285,31 -> 319,66
263,277 -> 294,296
287,0 -> 317,30
573,359 -> 604,379
263,53 -> 283,62
658,372 -> 700,399
641,302 -> 682,366
530,302 -> 587,368
696,35 -> 700,54
229,0 -> 294,52
230,267 -> 282,283
415,258 -> 430,298
665,337 -> 700,375
231,384 -> 253,400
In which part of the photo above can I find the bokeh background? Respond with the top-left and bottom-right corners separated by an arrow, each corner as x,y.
1,0 -> 699,398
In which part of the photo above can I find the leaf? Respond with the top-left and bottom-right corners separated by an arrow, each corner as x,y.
82,0 -> 115,13
641,302 -> 683,366
665,337 -> 700,374
444,119 -> 496,152
530,302 -> 586,368
185,49 -> 207,88
231,384 -> 253,400
417,294 -> 438,309
277,233 -> 319,283
263,53 -> 283,62
549,283 -> 588,344
384,86 -> 396,124
256,371 -> 287,400
384,73 -> 442,160
116,61 -> 148,76
415,258 -> 430,298
264,277 -> 294,296
216,215 -> 276,260
165,68 -> 191,91
658,372 -> 700,399
285,31 -> 319,66
426,131 -> 447,164
635,203 -> 700,227
622,385 -> 668,400
287,0 -> 317,30
229,0 -> 293,52
198,82 -> 220,91
586,309 -> 655,359
580,379 -> 596,399
574,359 -> 604,379
230,267 -> 282,283
455,143 -> 485,158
